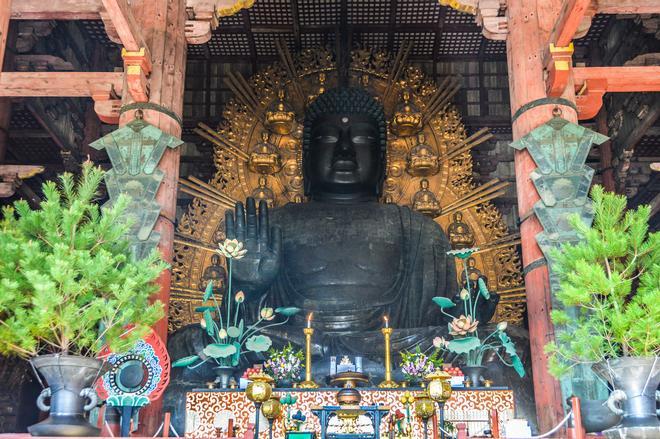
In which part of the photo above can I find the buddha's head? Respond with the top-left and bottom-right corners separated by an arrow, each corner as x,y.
302,87 -> 387,202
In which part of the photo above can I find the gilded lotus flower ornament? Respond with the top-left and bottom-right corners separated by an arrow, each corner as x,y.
217,238 -> 248,260
449,315 -> 479,336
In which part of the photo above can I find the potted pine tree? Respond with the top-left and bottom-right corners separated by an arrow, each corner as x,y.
0,163 -> 165,436
545,186 -> 659,438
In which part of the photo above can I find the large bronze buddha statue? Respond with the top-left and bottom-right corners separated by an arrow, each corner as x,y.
225,88 -> 460,337
166,87 -> 534,431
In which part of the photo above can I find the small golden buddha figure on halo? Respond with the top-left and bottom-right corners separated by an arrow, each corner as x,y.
460,256 -> 488,292
248,131 -> 283,174
199,254 -> 227,293
406,132 -> 439,176
307,72 -> 327,104
447,211 -> 476,249
412,178 -> 441,218
390,89 -> 423,137
265,89 -> 296,135
251,176 -> 276,208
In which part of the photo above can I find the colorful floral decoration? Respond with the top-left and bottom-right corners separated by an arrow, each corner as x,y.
399,346 -> 443,383
430,249 -> 525,377
264,343 -> 304,384
172,239 -> 300,369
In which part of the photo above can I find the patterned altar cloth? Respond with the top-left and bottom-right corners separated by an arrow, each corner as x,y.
185,387 -> 515,438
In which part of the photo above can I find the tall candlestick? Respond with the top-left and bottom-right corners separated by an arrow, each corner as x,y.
378,327 -> 399,388
299,327 -> 319,388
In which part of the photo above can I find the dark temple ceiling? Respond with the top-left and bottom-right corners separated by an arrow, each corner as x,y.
3,3 -> 658,229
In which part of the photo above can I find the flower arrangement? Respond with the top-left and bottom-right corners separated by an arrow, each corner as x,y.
264,343 -> 304,384
399,346 -> 443,383
172,238 -> 300,369
432,247 -> 525,377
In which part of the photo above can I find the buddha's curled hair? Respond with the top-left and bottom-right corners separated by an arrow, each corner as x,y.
302,87 -> 388,196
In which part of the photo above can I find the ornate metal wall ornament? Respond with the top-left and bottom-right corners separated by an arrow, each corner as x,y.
510,115 -> 609,401
510,116 -> 608,261
90,117 -> 184,260
171,46 -> 526,331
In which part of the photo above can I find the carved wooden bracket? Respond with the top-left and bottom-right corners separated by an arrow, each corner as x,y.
439,0 -> 507,41
99,10 -> 123,45
575,78 -> 607,120
122,48 -> 151,103
0,165 -> 44,198
93,98 -> 122,124
14,55 -> 74,72
185,20 -> 212,45
573,66 -> 660,119
545,43 -> 574,97
91,80 -> 122,124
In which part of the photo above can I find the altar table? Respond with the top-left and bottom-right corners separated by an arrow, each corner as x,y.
185,387 -> 515,438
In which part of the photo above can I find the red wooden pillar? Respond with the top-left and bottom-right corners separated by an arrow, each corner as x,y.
0,0 -> 11,163
506,0 -> 576,432
117,0 -> 187,434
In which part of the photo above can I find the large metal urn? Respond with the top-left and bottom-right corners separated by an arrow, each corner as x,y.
28,354 -> 103,437
594,356 -> 660,439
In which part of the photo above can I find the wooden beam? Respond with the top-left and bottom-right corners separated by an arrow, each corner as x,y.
0,0 -> 10,75
573,66 -> 660,93
100,0 -> 148,53
10,0 -> 103,20
597,0 -> 660,14
548,0 -> 593,47
0,72 -> 123,97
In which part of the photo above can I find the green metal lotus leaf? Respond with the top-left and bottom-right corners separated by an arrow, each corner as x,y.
511,354 -> 525,377
275,307 -> 301,317
172,355 -> 200,367
245,334 -> 272,352
231,341 -> 241,367
498,331 -> 516,356
203,281 -> 213,302
203,343 -> 237,358
203,309 -> 215,337
227,326 -> 241,338
498,331 -> 525,377
477,278 -> 490,299
195,306 -> 216,312
432,297 -> 455,309
446,336 -> 481,354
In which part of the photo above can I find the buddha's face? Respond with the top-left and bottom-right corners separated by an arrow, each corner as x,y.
307,114 -> 381,198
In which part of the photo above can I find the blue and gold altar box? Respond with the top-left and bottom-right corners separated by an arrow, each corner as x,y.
286,432 -> 316,439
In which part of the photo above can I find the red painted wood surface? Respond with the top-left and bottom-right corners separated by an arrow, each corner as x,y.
548,0 -> 592,47
10,0 -> 102,20
101,0 -> 149,53
0,72 -> 124,97
573,66 -> 660,92
597,0 -> 660,14
115,0 -> 187,434
506,0 -> 570,432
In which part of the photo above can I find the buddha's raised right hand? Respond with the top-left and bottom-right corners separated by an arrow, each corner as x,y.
224,197 -> 282,297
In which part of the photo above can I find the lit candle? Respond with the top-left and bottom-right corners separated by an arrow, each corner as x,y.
384,315 -> 389,328
307,312 -> 313,328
